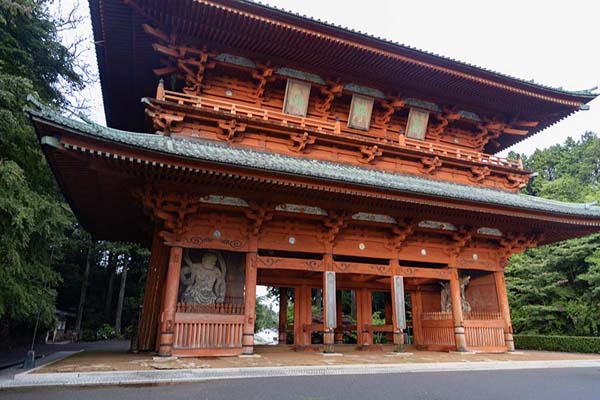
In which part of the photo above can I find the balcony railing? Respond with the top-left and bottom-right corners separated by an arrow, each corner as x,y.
157,89 -> 523,170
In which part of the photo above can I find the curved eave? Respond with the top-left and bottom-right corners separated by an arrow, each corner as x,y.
88,0 -> 598,154
27,106 -> 600,244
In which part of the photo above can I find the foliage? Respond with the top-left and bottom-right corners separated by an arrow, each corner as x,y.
506,132 -> 600,336
514,335 -> 600,354
254,296 -> 277,332
95,323 -> 116,341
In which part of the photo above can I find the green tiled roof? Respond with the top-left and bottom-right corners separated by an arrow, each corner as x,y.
26,99 -> 600,219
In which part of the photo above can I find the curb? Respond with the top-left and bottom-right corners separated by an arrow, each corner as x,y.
2,359 -> 600,389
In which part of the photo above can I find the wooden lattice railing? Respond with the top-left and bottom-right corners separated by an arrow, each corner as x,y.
176,302 -> 244,314
173,312 -> 244,350
419,312 -> 505,351
158,89 -> 523,170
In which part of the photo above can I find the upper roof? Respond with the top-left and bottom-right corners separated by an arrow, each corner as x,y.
26,100 -> 600,221
89,0 -> 597,153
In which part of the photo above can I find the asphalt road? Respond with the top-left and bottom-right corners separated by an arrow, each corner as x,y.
3,367 -> 600,400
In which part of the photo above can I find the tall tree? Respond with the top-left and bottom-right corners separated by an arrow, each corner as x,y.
115,253 -> 129,335
0,0 -> 82,346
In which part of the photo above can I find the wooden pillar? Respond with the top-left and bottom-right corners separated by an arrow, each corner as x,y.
137,225 -> 170,351
411,291 -> 423,347
334,290 -> 344,344
449,269 -> 468,352
356,288 -> 372,348
294,285 -> 312,348
278,287 -> 288,344
158,246 -> 182,357
390,265 -> 406,352
494,271 -> 515,352
242,251 -> 258,355
322,266 -> 336,353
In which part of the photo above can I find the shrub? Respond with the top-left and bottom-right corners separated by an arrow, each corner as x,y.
514,334 -> 600,353
96,324 -> 116,341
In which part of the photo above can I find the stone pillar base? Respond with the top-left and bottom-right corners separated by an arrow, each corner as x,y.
323,331 -> 335,353
393,331 -> 404,353
242,333 -> 254,355
505,332 -> 515,352
454,326 -> 468,352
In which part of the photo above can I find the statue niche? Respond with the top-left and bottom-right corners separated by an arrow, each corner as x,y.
440,276 -> 472,313
180,250 -> 227,305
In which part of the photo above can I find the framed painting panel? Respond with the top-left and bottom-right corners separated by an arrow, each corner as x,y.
283,79 -> 311,117
406,108 -> 430,140
348,94 -> 374,131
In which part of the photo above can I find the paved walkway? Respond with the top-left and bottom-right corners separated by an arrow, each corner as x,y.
1,344 -> 600,389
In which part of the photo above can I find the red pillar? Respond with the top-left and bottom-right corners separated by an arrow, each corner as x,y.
334,290 -> 344,344
158,246 -> 182,357
278,287 -> 288,344
242,251 -> 258,355
449,269 -> 468,352
357,288 -> 372,348
494,271 -> 515,352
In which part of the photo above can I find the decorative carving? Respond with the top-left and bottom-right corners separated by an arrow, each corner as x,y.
419,156 -> 443,174
374,96 -> 405,126
385,218 -> 414,253
358,145 -> 383,164
427,107 -> 461,139
504,173 -> 529,190
216,119 -> 247,143
499,233 -> 542,266
315,79 -> 344,115
180,250 -> 227,305
288,132 -> 316,153
245,201 -> 275,236
252,62 -> 276,99
469,166 -> 491,183
440,276 -> 471,313
449,226 -> 473,258
145,105 -> 184,136
320,211 -> 349,247
145,25 -> 216,95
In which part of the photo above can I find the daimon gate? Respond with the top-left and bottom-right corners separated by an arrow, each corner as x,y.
28,0 -> 599,356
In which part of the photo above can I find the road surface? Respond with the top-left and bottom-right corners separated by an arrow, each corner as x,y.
2,367 -> 600,399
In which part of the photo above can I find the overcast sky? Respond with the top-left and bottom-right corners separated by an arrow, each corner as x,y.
66,0 -> 599,157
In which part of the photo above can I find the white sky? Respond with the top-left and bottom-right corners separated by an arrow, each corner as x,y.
63,0 -> 599,157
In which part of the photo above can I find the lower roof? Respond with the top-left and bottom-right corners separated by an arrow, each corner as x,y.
26,99 -> 600,225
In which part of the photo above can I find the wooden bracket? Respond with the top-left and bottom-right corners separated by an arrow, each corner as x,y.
358,145 -> 383,164
144,24 -> 216,95
448,226 -> 473,259
288,132 -> 316,153
217,119 -> 247,143
145,105 -> 184,136
504,173 -> 529,190
245,201 -> 275,236
375,95 -> 405,126
427,107 -> 461,140
252,62 -> 276,100
384,218 -> 415,254
469,166 -> 491,183
419,156 -> 443,174
320,211 -> 349,248
498,232 -> 542,266
315,79 -> 344,115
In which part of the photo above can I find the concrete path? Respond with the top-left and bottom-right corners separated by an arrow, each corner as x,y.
3,358 -> 600,389
4,367 -> 600,400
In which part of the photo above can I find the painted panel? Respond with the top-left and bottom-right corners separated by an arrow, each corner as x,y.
406,108 -> 430,140
283,79 -> 311,117
348,94 -> 374,131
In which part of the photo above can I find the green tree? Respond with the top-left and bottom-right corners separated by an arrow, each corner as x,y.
0,0 -> 82,345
